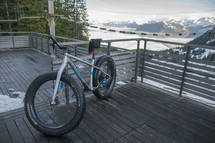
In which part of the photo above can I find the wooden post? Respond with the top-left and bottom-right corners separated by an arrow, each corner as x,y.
48,0 -> 55,36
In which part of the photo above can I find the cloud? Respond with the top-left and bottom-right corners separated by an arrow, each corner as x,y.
86,0 -> 215,22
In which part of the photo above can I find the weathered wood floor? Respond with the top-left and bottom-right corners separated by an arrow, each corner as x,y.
0,49 -> 52,97
0,49 -> 215,143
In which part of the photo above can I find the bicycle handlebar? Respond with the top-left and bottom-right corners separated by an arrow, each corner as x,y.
49,35 -> 65,49
50,35 -> 102,55
49,35 -> 76,55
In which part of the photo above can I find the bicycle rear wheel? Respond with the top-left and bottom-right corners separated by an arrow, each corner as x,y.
24,72 -> 85,136
93,55 -> 116,99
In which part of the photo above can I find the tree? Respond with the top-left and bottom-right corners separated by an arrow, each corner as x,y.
0,0 -> 89,40
55,0 -> 89,40
0,0 -> 16,32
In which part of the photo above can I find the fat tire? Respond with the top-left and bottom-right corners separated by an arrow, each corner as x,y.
93,55 -> 116,99
24,72 -> 86,136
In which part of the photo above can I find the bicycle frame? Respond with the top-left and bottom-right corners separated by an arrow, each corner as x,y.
51,52 -> 110,105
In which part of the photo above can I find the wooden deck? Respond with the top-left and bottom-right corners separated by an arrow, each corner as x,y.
0,49 -> 52,96
0,49 -> 215,143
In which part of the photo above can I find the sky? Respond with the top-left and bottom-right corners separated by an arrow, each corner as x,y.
86,0 -> 215,23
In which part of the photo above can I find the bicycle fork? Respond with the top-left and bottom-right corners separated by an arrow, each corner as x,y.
51,56 -> 68,105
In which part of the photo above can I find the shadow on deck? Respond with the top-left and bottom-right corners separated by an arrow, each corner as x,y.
0,49 -> 215,143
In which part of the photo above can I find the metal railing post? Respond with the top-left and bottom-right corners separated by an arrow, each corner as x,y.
141,40 -> 147,82
36,35 -> 38,49
107,42 -> 111,55
54,44 -> 57,57
41,34 -> 43,51
134,40 -> 140,82
74,45 -> 77,56
11,34 -> 15,49
32,34 -> 34,48
179,46 -> 191,96
29,33 -> 32,48
47,35 -> 50,54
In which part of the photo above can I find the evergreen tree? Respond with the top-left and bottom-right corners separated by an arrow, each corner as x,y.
55,0 -> 89,40
205,53 -> 215,61
0,0 -> 16,32
14,0 -> 48,33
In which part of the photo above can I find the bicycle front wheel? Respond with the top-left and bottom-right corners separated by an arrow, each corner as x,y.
24,72 -> 86,136
93,55 -> 116,99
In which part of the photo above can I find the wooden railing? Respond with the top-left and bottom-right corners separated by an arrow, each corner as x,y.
0,32 -> 215,102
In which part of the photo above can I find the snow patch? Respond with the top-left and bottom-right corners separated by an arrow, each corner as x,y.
116,81 -> 126,85
0,91 -> 25,113
206,39 -> 215,44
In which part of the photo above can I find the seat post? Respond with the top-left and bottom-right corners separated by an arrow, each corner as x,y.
92,50 -> 95,60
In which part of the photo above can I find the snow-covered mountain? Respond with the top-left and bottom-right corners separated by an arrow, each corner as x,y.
177,17 -> 215,27
167,26 -> 215,60
136,21 -> 189,36
188,26 -> 215,46
93,17 -> 215,38
166,17 -> 215,37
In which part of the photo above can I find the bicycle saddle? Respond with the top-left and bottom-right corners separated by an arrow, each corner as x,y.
89,39 -> 102,54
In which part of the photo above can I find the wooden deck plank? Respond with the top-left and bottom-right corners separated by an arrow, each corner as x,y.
133,83 -> 215,119
115,136 -> 131,143
0,53 -> 27,92
135,125 -> 169,143
86,102 -> 127,136
15,118 -> 36,143
78,121 -> 107,143
0,123 -> 12,143
111,91 -> 195,142
129,83 -> 215,130
82,111 -> 116,142
111,140 -> 120,143
123,131 -> 144,143
45,133 -> 81,143
88,97 -> 137,130
23,117 -> 49,143
0,49 -> 52,98
6,120 -> 24,143
65,132 -> 83,143
81,116 -> 115,142
122,83 -> 215,142
115,85 -> 215,143
74,127 -> 95,143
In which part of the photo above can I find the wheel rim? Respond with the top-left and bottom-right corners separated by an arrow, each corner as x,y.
30,79 -> 79,129
97,61 -> 115,96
